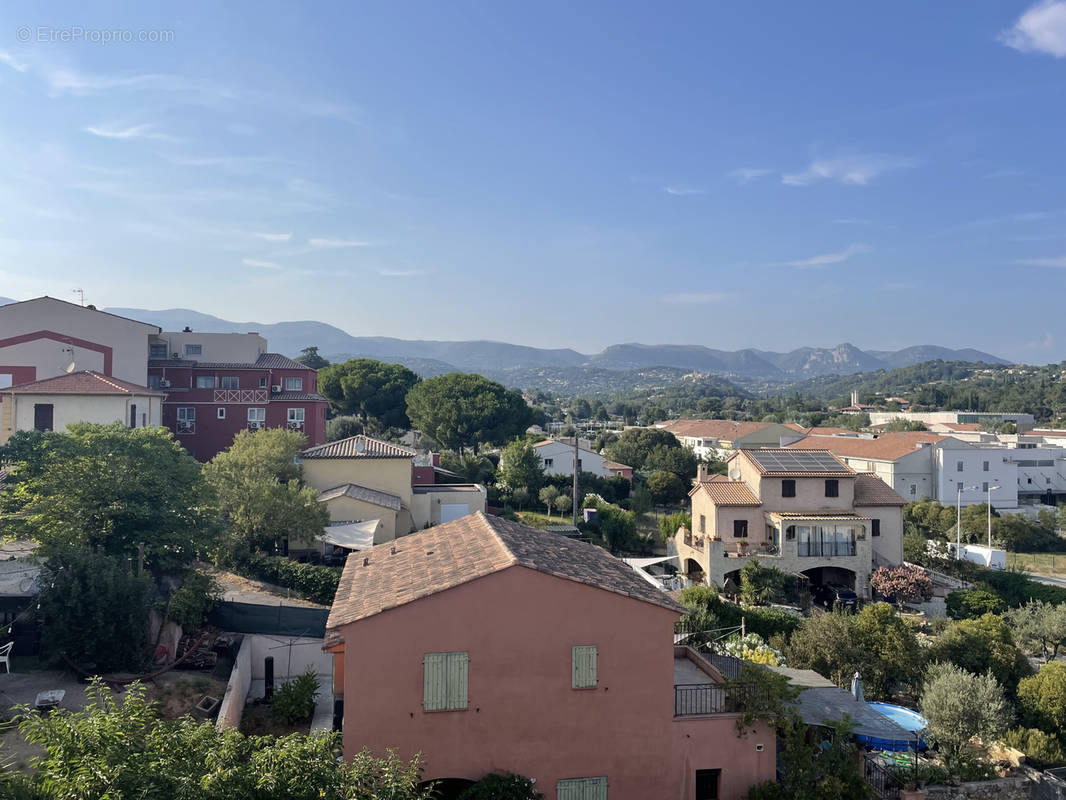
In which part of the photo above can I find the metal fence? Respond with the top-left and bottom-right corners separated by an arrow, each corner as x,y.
674,680 -> 770,717
864,758 -> 901,800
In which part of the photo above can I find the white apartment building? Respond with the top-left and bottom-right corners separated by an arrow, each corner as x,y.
531,437 -> 631,480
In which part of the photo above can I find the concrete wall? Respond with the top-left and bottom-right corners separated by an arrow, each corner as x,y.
217,634 -> 252,729
154,332 -> 267,363
410,486 -> 487,529
936,447 -> 1018,508
861,504 -> 905,566
322,495 -> 399,542
534,441 -> 614,478
333,565 -> 775,800
248,635 -> 331,683
302,457 -> 415,509
1,392 -> 163,444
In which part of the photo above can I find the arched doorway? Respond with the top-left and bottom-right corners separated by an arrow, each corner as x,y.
683,558 -> 704,584
420,778 -> 476,800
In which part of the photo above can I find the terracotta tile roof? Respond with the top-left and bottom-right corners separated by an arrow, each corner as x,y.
692,480 -> 761,506
657,419 -> 780,441
272,391 -> 327,402
326,512 -> 684,630
148,353 -> 312,371
302,434 -> 415,459
3,370 -> 163,396
853,473 -> 906,506
318,483 -> 403,512
602,459 -> 632,471
785,432 -> 948,462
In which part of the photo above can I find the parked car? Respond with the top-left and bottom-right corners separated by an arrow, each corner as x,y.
812,584 -> 858,613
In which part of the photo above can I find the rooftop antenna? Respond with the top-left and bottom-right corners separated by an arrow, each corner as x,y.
62,344 -> 77,373
72,288 -> 85,307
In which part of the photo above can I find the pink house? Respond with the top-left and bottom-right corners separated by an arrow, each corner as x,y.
324,512 -> 775,800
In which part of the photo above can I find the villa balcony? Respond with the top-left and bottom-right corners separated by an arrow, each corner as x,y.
213,389 -> 269,404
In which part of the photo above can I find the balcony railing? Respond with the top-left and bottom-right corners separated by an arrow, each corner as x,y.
797,537 -> 857,558
683,534 -> 705,550
674,679 -> 771,717
175,422 -> 196,435
214,389 -> 269,404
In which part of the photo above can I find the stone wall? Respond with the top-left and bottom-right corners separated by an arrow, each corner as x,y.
923,777 -> 1029,800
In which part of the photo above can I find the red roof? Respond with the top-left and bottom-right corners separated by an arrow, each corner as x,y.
785,432 -> 948,462
3,370 -> 162,395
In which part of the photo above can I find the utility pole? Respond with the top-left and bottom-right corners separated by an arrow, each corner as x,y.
572,435 -> 580,527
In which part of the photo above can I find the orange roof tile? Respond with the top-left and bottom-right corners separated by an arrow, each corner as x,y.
785,432 -> 948,462
657,419 -> 782,440
853,473 -> 905,506
692,480 -> 761,506
3,370 -> 162,395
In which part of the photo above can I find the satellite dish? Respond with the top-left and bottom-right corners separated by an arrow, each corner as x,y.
65,362 -> 77,374
355,440 -> 365,453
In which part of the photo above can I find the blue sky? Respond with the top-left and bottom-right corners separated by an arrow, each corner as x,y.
0,1 -> 1063,361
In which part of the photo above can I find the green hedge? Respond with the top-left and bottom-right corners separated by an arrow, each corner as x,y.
979,570 -> 1066,607
238,554 -> 342,605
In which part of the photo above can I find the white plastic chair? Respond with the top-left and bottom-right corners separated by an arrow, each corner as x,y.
0,641 -> 12,673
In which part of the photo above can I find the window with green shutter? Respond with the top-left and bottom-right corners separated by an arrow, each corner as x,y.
571,645 -> 598,689
423,651 -> 469,711
557,776 -> 607,800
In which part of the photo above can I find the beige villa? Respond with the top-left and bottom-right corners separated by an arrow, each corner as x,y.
675,449 -> 904,598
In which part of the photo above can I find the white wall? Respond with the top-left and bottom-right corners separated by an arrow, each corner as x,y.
935,446 -> 1018,509
534,440 -> 613,478
2,392 -> 163,443
155,332 -> 267,362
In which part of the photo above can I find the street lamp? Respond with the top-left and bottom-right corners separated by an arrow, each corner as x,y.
956,484 -> 978,560
987,485 -> 1000,550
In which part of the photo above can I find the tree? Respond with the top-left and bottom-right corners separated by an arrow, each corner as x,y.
458,772 -> 542,800
1006,600 -> 1066,660
603,428 -> 680,471
406,373 -> 533,454
6,424 -> 213,573
12,679 -> 431,800
929,613 -> 1031,690
539,485 -> 560,517
946,588 -> 1006,620
1002,727 -> 1066,769
326,415 -> 364,442
568,397 -> 592,420
294,345 -> 330,370
1017,662 -> 1066,734
319,358 -> 420,432
645,470 -> 686,506
658,511 -> 691,542
204,428 -> 329,562
739,557 -> 786,606
644,444 -> 699,481
555,494 -> 573,517
510,487 -> 530,510
774,715 -> 874,800
919,663 -> 1012,766
498,439 -> 545,494
869,565 -> 933,608
786,612 -> 865,690
36,551 -> 154,672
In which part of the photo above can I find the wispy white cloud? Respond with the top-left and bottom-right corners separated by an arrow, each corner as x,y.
783,243 -> 871,268
664,185 -> 705,196
1014,255 -> 1066,267
983,168 -> 1026,179
251,231 -> 292,243
84,123 -> 180,142
782,154 -> 918,186
660,292 -> 732,304
378,268 -> 425,277
309,237 -> 371,248
1000,0 -> 1066,57
726,168 -> 774,185
832,218 -> 871,225
0,49 -> 29,73
242,258 -> 283,270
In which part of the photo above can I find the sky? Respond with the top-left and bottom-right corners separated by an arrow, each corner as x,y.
0,1 -> 1064,362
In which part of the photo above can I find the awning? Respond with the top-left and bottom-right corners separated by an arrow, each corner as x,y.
321,520 -> 380,551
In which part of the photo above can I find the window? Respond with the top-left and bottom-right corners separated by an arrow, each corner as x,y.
33,403 -> 54,432
572,645 -> 598,689
149,343 -> 168,359
983,460 -> 990,472
284,376 -> 303,391
287,408 -> 305,427
982,482 -> 988,492
871,519 -> 881,537
577,458 -> 582,471
825,479 -> 839,498
196,375 -> 216,389
695,769 -> 721,800
0,373 -> 11,389
148,375 -> 163,390
422,652 -> 469,711
785,525 -> 796,541
797,524 -> 857,557
259,377 -> 267,388
220,376 -> 239,389
217,408 -> 226,420
130,404 -> 137,428
956,460 -> 964,472
957,481 -> 964,492
1028,478 -> 1033,485
781,479 -> 796,498
909,484 -> 917,496
543,458 -> 553,468
248,408 -> 266,422
699,514 -> 706,533
733,519 -> 748,539
176,407 -> 195,431
184,344 -> 202,356
557,777 -> 607,800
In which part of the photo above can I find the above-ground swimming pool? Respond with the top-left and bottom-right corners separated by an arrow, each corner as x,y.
863,701 -> 928,751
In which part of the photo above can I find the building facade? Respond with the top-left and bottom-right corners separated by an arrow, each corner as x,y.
656,420 -> 802,460
532,437 -> 630,480
675,450 -> 904,597
147,333 -> 326,460
325,513 -> 775,800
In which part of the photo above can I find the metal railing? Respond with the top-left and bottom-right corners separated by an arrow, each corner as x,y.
214,389 -> 268,404
798,537 -> 857,557
673,679 -> 769,717
175,422 -> 196,434
864,757 -> 901,800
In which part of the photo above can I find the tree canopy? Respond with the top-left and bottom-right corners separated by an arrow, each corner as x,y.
497,438 -> 544,493
406,373 -> 533,454
294,345 -> 330,370
2,424 -> 213,573
919,663 -> 1013,765
602,427 -> 680,471
318,358 -> 420,432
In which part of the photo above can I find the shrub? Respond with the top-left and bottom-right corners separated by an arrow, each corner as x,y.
719,633 -> 784,666
167,571 -> 223,630
743,780 -> 784,800
980,569 -> 1066,607
740,557 -> 786,606
919,663 -> 1013,765
870,565 -> 933,607
1017,662 -> 1066,734
946,588 -> 1006,620
239,553 -> 341,605
458,772 -> 541,800
271,668 -> 319,724
1003,727 -> 1066,769
658,510 -> 691,542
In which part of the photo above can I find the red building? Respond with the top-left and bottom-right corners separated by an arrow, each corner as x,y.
147,334 -> 326,461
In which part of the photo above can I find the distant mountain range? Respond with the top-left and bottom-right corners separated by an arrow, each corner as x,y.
0,298 -> 1010,385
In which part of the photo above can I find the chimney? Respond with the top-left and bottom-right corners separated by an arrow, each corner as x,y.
697,463 -> 708,482
851,390 -> 859,406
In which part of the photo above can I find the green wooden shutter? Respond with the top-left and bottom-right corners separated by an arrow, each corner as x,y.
557,777 -> 607,800
423,652 -> 469,711
571,645 -> 598,689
